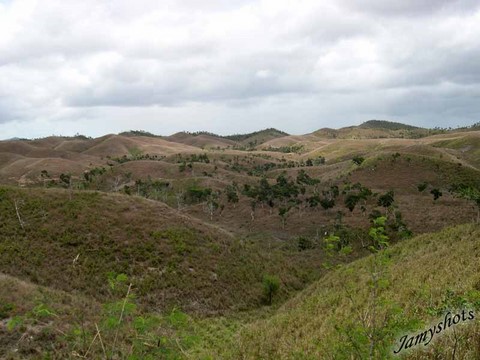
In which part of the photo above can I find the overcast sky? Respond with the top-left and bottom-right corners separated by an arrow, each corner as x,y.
1,0 -> 480,139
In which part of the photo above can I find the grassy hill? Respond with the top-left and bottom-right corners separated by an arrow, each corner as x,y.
313,121 -> 436,139
0,186 -> 340,316
217,223 -> 480,359
3,221 -> 478,358
225,128 -> 289,147
167,132 -> 237,149
1,125 -> 480,358
359,120 -> 421,130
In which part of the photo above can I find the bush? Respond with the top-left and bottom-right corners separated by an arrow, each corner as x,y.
417,182 -> 428,192
352,156 -> 365,165
262,275 -> 280,305
297,236 -> 314,251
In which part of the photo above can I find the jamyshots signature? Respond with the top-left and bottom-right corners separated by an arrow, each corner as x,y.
393,310 -> 475,355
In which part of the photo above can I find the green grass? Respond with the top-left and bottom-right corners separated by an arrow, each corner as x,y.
219,223 -> 480,359
0,186 -> 336,316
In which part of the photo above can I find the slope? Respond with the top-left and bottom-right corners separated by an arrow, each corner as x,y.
167,132 -> 236,148
0,186 -> 334,316
227,223 -> 480,359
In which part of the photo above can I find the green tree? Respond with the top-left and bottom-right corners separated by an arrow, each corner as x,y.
334,217 -> 414,359
345,194 -> 360,212
417,182 -> 428,192
377,190 -> 394,214
430,188 -> 442,201
262,274 -> 280,305
352,156 -> 365,165
225,183 -> 239,208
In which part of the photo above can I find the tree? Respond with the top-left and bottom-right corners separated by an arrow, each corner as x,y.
59,173 -> 73,200
377,190 -> 394,212
225,183 -> 239,208
262,274 -> 280,305
257,177 -> 274,208
307,195 -> 321,209
249,200 -> 257,221
296,169 -> 320,186
40,170 -> 51,187
417,182 -> 428,192
205,191 -> 220,221
313,156 -> 326,165
352,156 -> 365,165
345,194 -> 360,212
430,188 -> 442,201
333,216 -> 411,358
273,173 -> 299,205
344,183 -> 372,214
320,197 -> 335,210
278,206 -> 291,229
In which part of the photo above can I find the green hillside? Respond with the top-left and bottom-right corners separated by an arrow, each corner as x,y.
0,186 -> 333,316
225,128 -> 289,146
223,223 -> 480,359
359,120 -> 421,130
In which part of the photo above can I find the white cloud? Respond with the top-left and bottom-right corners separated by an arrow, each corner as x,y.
0,0 -> 479,139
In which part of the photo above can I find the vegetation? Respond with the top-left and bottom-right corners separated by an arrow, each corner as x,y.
359,120 -> 420,130
1,124 -> 480,358
262,275 -> 281,305
224,128 -> 288,142
263,144 -> 304,154
229,224 -> 480,359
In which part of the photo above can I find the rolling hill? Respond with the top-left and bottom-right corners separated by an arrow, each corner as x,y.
1,121 -> 480,359
223,223 -> 480,359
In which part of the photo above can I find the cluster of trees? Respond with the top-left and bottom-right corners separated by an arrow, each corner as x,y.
224,128 -> 287,142
305,156 -> 326,166
263,144 -> 304,154
176,153 -> 210,164
352,156 -> 365,165
223,156 -> 325,177
234,170 -> 395,228
177,154 -> 211,174
109,153 -> 165,164
123,178 -> 170,200
40,167 -> 111,192
119,130 -> 160,138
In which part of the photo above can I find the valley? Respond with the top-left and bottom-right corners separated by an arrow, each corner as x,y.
0,120 -> 479,359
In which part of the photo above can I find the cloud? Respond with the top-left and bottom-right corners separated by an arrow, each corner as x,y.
0,0 -> 479,139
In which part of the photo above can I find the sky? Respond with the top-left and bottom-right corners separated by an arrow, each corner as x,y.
1,0 -> 480,139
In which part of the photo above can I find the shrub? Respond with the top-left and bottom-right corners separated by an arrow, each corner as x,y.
430,188 -> 443,201
297,236 -> 314,251
417,182 -> 428,192
262,275 -> 280,305
352,156 -> 365,165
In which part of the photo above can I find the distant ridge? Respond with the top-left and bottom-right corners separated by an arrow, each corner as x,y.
119,128 -> 288,142
359,120 -> 421,130
120,128 -> 289,148
223,128 -> 288,142
119,130 -> 162,138
312,120 -> 431,139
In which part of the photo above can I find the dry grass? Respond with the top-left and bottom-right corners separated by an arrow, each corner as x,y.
229,223 -> 480,359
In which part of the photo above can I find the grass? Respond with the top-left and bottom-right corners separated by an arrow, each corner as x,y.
0,186 -> 341,317
1,130 -> 480,358
219,223 -> 480,359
